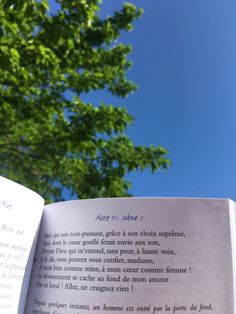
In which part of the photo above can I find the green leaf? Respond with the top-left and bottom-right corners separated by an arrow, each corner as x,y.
0,0 -> 170,202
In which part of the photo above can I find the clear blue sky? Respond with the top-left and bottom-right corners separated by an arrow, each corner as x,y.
99,0 -> 236,200
51,0 -> 236,200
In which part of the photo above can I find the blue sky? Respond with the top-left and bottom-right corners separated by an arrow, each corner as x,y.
51,0 -> 236,200
97,0 -> 236,200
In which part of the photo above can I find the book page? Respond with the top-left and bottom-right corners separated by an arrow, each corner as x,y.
25,198 -> 233,314
0,177 -> 44,314
229,199 -> 236,314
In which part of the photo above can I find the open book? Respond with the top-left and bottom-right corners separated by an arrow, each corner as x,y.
0,176 -> 235,314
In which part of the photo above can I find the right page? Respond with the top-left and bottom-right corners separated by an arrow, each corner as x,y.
25,198 -> 234,314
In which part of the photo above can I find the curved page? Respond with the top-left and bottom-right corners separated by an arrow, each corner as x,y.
0,177 -> 44,314
25,198 -> 233,314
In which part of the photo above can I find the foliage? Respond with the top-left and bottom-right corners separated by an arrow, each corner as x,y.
0,0 -> 170,201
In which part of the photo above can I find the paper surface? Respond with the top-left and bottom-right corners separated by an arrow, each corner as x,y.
25,198 -> 233,314
0,177 -> 44,314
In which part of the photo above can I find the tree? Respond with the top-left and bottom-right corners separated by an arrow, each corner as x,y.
0,0 -> 170,202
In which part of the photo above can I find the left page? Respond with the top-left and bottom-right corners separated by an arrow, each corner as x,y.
0,176 -> 44,314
